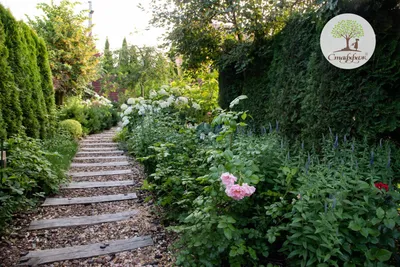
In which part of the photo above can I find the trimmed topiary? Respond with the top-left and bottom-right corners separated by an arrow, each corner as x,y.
59,119 -> 83,138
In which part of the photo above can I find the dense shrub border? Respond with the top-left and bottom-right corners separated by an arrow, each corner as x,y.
119,91 -> 400,266
0,129 -> 78,232
58,97 -> 119,135
218,3 -> 400,144
0,4 -> 55,139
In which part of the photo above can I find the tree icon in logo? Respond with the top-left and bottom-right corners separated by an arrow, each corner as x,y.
331,20 -> 364,52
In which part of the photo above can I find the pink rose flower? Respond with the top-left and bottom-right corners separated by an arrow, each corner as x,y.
225,184 -> 247,200
241,183 -> 256,197
220,172 -> 237,187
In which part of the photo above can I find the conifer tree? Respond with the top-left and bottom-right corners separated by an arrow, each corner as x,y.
22,23 -> 48,138
118,38 -> 129,71
103,37 -> 114,73
36,37 -> 56,135
0,5 -> 23,137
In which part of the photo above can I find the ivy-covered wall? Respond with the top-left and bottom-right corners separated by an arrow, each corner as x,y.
0,4 -> 55,139
219,2 -> 400,143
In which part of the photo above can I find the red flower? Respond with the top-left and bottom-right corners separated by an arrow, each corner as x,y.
374,182 -> 389,192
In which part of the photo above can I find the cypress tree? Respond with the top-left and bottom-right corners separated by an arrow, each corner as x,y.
14,21 -> 40,138
118,37 -> 129,71
103,37 -> 114,73
21,23 -> 48,139
0,5 -> 23,137
36,37 -> 56,136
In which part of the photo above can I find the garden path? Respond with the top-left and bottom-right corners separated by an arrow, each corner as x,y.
11,128 -> 173,266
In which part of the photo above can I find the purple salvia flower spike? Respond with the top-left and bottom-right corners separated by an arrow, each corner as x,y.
370,151 -> 374,166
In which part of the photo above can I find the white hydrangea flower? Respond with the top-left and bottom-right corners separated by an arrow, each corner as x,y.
176,96 -> 188,105
139,99 -> 146,105
150,91 -> 157,98
167,95 -> 175,105
192,102 -> 201,110
124,106 -> 133,115
127,98 -> 135,105
138,108 -> 145,115
121,104 -> 128,111
159,101 -> 169,109
158,89 -> 168,96
122,119 -> 130,127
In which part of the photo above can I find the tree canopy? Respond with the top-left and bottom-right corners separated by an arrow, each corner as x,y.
150,0 -> 317,69
28,0 -> 99,105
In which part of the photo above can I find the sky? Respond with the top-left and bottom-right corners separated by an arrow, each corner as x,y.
1,0 -> 166,51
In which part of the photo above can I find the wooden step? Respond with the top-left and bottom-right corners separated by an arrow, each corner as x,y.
68,169 -> 132,178
80,147 -> 118,151
73,156 -> 128,161
79,142 -> 116,146
62,180 -> 134,189
19,235 -> 153,266
42,193 -> 137,206
29,210 -> 139,230
76,151 -> 124,156
70,161 -> 130,168
80,139 -> 114,143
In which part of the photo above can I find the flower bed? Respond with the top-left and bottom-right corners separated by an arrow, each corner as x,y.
118,85 -> 400,266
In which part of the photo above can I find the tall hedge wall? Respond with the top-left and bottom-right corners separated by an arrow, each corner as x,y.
0,4 -> 55,139
219,2 -> 400,144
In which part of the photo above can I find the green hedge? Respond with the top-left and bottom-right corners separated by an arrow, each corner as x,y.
0,4 -> 55,139
219,3 -> 400,144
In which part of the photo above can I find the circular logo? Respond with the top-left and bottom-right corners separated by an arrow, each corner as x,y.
320,13 -> 376,69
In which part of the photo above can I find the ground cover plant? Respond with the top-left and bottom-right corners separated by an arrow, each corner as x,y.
119,85 -> 400,266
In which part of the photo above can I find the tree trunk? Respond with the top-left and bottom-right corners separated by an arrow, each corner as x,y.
346,38 -> 350,49
140,83 -> 144,98
55,91 -> 64,106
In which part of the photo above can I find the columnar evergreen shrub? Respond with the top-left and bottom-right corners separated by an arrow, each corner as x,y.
0,8 -> 23,137
36,37 -> 56,134
0,4 -> 55,139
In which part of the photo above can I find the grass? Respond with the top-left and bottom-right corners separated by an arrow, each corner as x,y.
41,130 -> 78,181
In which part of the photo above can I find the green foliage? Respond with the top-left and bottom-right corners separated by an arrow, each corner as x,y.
0,131 -> 77,232
102,37 -> 114,74
41,128 -> 78,183
120,92 -> 400,266
28,0 -> 99,105
58,96 -> 118,135
170,64 -> 220,114
219,4 -> 400,144
0,5 -> 23,138
0,4 -> 55,139
59,119 -> 83,138
150,0 -> 315,69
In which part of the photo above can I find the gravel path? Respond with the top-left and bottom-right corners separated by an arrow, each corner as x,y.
0,129 -> 175,266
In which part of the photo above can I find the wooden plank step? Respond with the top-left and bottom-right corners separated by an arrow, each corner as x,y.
79,142 -> 116,146
80,139 -> 114,143
42,193 -> 137,206
62,180 -> 134,189
19,235 -> 153,266
29,210 -> 139,230
73,156 -> 128,161
68,169 -> 132,178
70,161 -> 130,168
76,151 -> 124,155
80,147 -> 118,151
